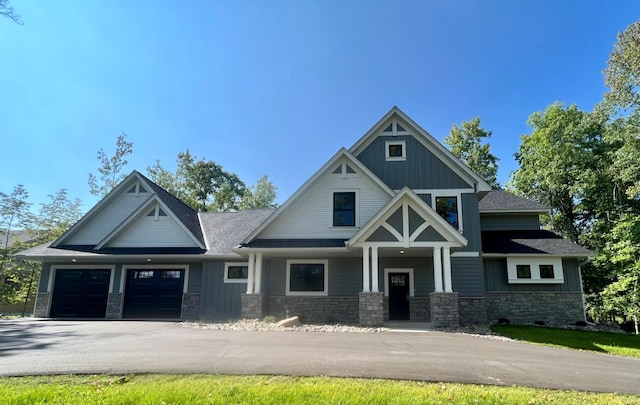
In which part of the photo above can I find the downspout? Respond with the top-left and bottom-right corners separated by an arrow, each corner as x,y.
578,257 -> 591,323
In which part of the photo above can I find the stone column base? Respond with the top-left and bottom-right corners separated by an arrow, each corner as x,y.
181,293 -> 201,319
106,293 -> 123,319
33,292 -> 51,317
430,292 -> 459,328
359,292 -> 384,326
241,294 -> 266,319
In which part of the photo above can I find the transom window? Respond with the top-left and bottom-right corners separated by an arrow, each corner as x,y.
224,262 -> 249,283
286,260 -> 328,296
385,140 -> 407,161
507,258 -> 564,284
435,196 -> 459,230
333,192 -> 356,227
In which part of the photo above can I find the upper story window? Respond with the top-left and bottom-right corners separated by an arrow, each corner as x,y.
385,140 -> 406,161
435,196 -> 459,230
333,192 -> 356,227
507,257 -> 564,284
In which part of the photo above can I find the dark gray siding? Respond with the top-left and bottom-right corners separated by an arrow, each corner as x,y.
451,256 -> 484,297
461,193 -> 482,252
112,264 -> 122,293
200,261 -> 245,320
356,136 -> 470,189
269,258 -> 286,296
38,264 -> 51,293
187,262 -> 203,293
480,214 -> 541,231
484,258 -> 582,292
378,257 -> 435,297
328,258 -> 362,296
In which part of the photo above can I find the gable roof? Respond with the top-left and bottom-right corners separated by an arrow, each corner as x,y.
242,148 -> 395,243
479,190 -> 549,213
482,230 -> 592,257
200,210 -> 274,256
349,107 -> 492,193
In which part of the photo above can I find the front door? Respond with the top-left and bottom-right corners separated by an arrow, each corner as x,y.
388,272 -> 410,320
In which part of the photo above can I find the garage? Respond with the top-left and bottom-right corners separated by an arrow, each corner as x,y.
50,269 -> 111,318
123,269 -> 184,318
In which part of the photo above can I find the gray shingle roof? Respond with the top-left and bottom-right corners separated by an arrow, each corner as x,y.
479,190 -> 548,212
482,230 -> 592,256
199,209 -> 274,256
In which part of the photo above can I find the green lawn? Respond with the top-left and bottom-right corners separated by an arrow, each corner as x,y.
1,374 -> 639,405
491,325 -> 640,358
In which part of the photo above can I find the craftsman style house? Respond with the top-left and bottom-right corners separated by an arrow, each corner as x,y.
16,107 -> 592,326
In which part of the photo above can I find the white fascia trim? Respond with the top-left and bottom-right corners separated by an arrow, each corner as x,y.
286,259 -> 329,296
123,264 -> 190,293
482,253 -> 591,258
52,171 -> 144,247
224,262 -> 249,283
242,148 -> 394,243
451,251 -> 480,257
197,212 -> 211,251
352,241 -> 460,249
383,268 -> 414,297
49,264 -> 117,294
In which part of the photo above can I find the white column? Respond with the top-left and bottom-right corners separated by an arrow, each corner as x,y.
433,247 -> 443,292
246,253 -> 255,294
362,245 -> 370,292
371,246 -> 379,292
443,247 -> 453,293
254,253 -> 263,294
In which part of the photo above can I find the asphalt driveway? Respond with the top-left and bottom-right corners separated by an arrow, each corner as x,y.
0,319 -> 638,394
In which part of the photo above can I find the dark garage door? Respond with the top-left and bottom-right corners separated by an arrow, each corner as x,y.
50,269 -> 111,318
123,269 -> 184,318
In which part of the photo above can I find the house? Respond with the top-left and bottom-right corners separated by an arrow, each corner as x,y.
15,107 -> 592,327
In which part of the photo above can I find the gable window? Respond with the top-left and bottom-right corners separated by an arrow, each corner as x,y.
224,262 -> 249,283
333,192 -> 356,226
286,260 -> 328,296
507,257 -> 564,284
385,141 -> 406,161
435,196 -> 459,230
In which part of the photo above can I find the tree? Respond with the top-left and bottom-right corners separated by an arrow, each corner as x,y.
0,0 -> 22,25
445,117 -> 500,188
32,189 -> 83,244
602,21 -> 640,115
88,133 -> 134,198
147,150 -> 249,212
240,175 -> 279,209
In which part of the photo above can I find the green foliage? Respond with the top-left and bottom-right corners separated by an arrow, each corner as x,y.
88,133 -> 134,198
240,175 -> 279,210
445,117 -> 500,188
0,374 -> 637,405
603,21 -> 640,114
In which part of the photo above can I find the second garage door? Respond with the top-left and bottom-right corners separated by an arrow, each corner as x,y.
123,269 -> 184,318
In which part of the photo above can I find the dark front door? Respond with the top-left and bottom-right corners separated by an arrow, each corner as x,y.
123,269 -> 184,318
50,269 -> 111,318
388,272 -> 410,320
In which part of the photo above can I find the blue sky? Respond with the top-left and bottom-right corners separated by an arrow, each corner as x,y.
1,1 -> 638,212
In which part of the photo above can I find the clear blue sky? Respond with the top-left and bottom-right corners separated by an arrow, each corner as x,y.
1,1 -> 638,212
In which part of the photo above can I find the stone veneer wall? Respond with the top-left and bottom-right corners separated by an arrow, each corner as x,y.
106,293 -> 123,319
410,297 -> 430,321
33,292 -> 50,317
359,292 -> 384,326
181,293 -> 201,319
269,296 -> 359,324
241,294 -> 266,319
458,297 -> 487,325
430,292 -> 459,327
486,292 -> 585,325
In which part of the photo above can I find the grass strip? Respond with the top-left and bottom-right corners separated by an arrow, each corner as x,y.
1,374 -> 639,405
491,325 -> 640,358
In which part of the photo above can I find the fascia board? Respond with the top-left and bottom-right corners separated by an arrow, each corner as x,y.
482,253 -> 592,258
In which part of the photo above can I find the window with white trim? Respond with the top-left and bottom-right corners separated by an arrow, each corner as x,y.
385,140 -> 406,161
333,192 -> 356,227
224,262 -> 249,283
507,257 -> 564,284
286,260 -> 328,296
435,196 -> 459,230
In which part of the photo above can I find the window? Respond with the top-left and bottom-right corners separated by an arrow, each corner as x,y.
161,270 -> 182,279
506,257 -> 564,284
435,196 -> 459,229
224,262 -> 249,283
134,270 -> 154,279
333,192 -> 356,226
286,260 -> 328,296
516,265 -> 531,279
385,140 -> 406,161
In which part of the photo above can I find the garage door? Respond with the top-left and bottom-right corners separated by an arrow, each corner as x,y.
123,269 -> 184,318
50,269 -> 111,318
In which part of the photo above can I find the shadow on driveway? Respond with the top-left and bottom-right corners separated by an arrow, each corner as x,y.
0,320 -> 78,357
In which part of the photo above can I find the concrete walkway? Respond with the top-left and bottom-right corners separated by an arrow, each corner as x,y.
0,319 -> 638,394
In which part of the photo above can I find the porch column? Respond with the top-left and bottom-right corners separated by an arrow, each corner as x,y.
443,247 -> 453,293
371,246 -> 379,292
246,253 -> 255,294
254,253 -> 263,294
362,245 -> 370,292
433,247 -> 443,292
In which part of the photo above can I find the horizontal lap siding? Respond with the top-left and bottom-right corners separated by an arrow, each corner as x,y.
110,217 -> 198,247
484,258 -> 582,292
480,214 -> 541,231
200,261 -> 244,320
451,257 -> 484,297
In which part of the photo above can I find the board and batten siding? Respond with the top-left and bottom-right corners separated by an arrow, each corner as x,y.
200,261 -> 245,320
483,258 -> 582,292
67,193 -> 149,245
258,168 -> 391,239
355,135 -> 470,190
460,193 -> 482,252
451,256 -> 484,297
109,216 -> 199,247
480,214 -> 541,231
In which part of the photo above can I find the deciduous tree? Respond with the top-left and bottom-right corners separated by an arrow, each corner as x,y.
88,133 -> 134,198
